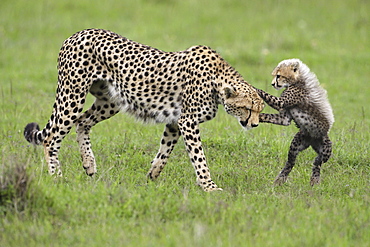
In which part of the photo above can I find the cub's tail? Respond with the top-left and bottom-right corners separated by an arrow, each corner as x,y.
24,122 -> 44,145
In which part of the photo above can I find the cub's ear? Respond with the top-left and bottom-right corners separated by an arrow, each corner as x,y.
291,62 -> 299,72
224,86 -> 236,99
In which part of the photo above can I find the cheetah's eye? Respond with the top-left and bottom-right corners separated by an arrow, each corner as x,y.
293,68 -> 297,72
276,75 -> 280,79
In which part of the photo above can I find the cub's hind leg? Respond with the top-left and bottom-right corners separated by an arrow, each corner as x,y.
274,131 -> 310,185
76,98 -> 119,176
310,135 -> 332,186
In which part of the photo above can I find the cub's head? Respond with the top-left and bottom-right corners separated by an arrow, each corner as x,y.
223,84 -> 264,130
271,58 -> 307,90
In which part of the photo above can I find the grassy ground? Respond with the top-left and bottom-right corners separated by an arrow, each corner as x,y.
1,0 -> 369,246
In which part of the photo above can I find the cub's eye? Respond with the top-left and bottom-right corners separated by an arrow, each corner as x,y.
293,68 -> 297,72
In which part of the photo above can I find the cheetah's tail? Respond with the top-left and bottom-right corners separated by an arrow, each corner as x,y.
24,122 -> 44,145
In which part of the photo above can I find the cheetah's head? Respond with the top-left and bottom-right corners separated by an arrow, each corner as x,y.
223,85 -> 264,130
271,58 -> 304,90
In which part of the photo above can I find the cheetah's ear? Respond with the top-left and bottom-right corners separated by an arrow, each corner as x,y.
224,86 -> 237,99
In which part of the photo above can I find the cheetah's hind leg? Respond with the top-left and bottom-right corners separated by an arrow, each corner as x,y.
76,98 -> 119,176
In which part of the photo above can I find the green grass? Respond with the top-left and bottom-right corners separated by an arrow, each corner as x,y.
1,0 -> 369,246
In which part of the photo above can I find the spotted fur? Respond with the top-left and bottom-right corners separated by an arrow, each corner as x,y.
254,58 -> 334,186
24,29 -> 264,192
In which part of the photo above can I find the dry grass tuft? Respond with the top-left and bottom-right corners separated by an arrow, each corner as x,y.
0,157 -> 32,213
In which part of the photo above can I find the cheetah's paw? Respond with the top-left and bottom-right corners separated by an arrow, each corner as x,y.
199,180 -> 223,192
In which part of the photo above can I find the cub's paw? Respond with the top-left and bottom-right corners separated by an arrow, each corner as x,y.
310,176 -> 321,186
274,175 -> 288,186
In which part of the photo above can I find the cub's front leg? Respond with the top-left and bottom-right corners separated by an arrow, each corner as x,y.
259,110 -> 292,126
254,87 -> 284,111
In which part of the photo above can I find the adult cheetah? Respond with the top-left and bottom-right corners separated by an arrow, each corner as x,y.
24,29 -> 264,191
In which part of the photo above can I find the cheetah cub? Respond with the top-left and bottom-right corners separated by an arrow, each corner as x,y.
254,59 -> 334,186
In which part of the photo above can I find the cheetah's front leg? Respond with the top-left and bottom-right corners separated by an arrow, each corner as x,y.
178,116 -> 222,192
147,124 -> 181,180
